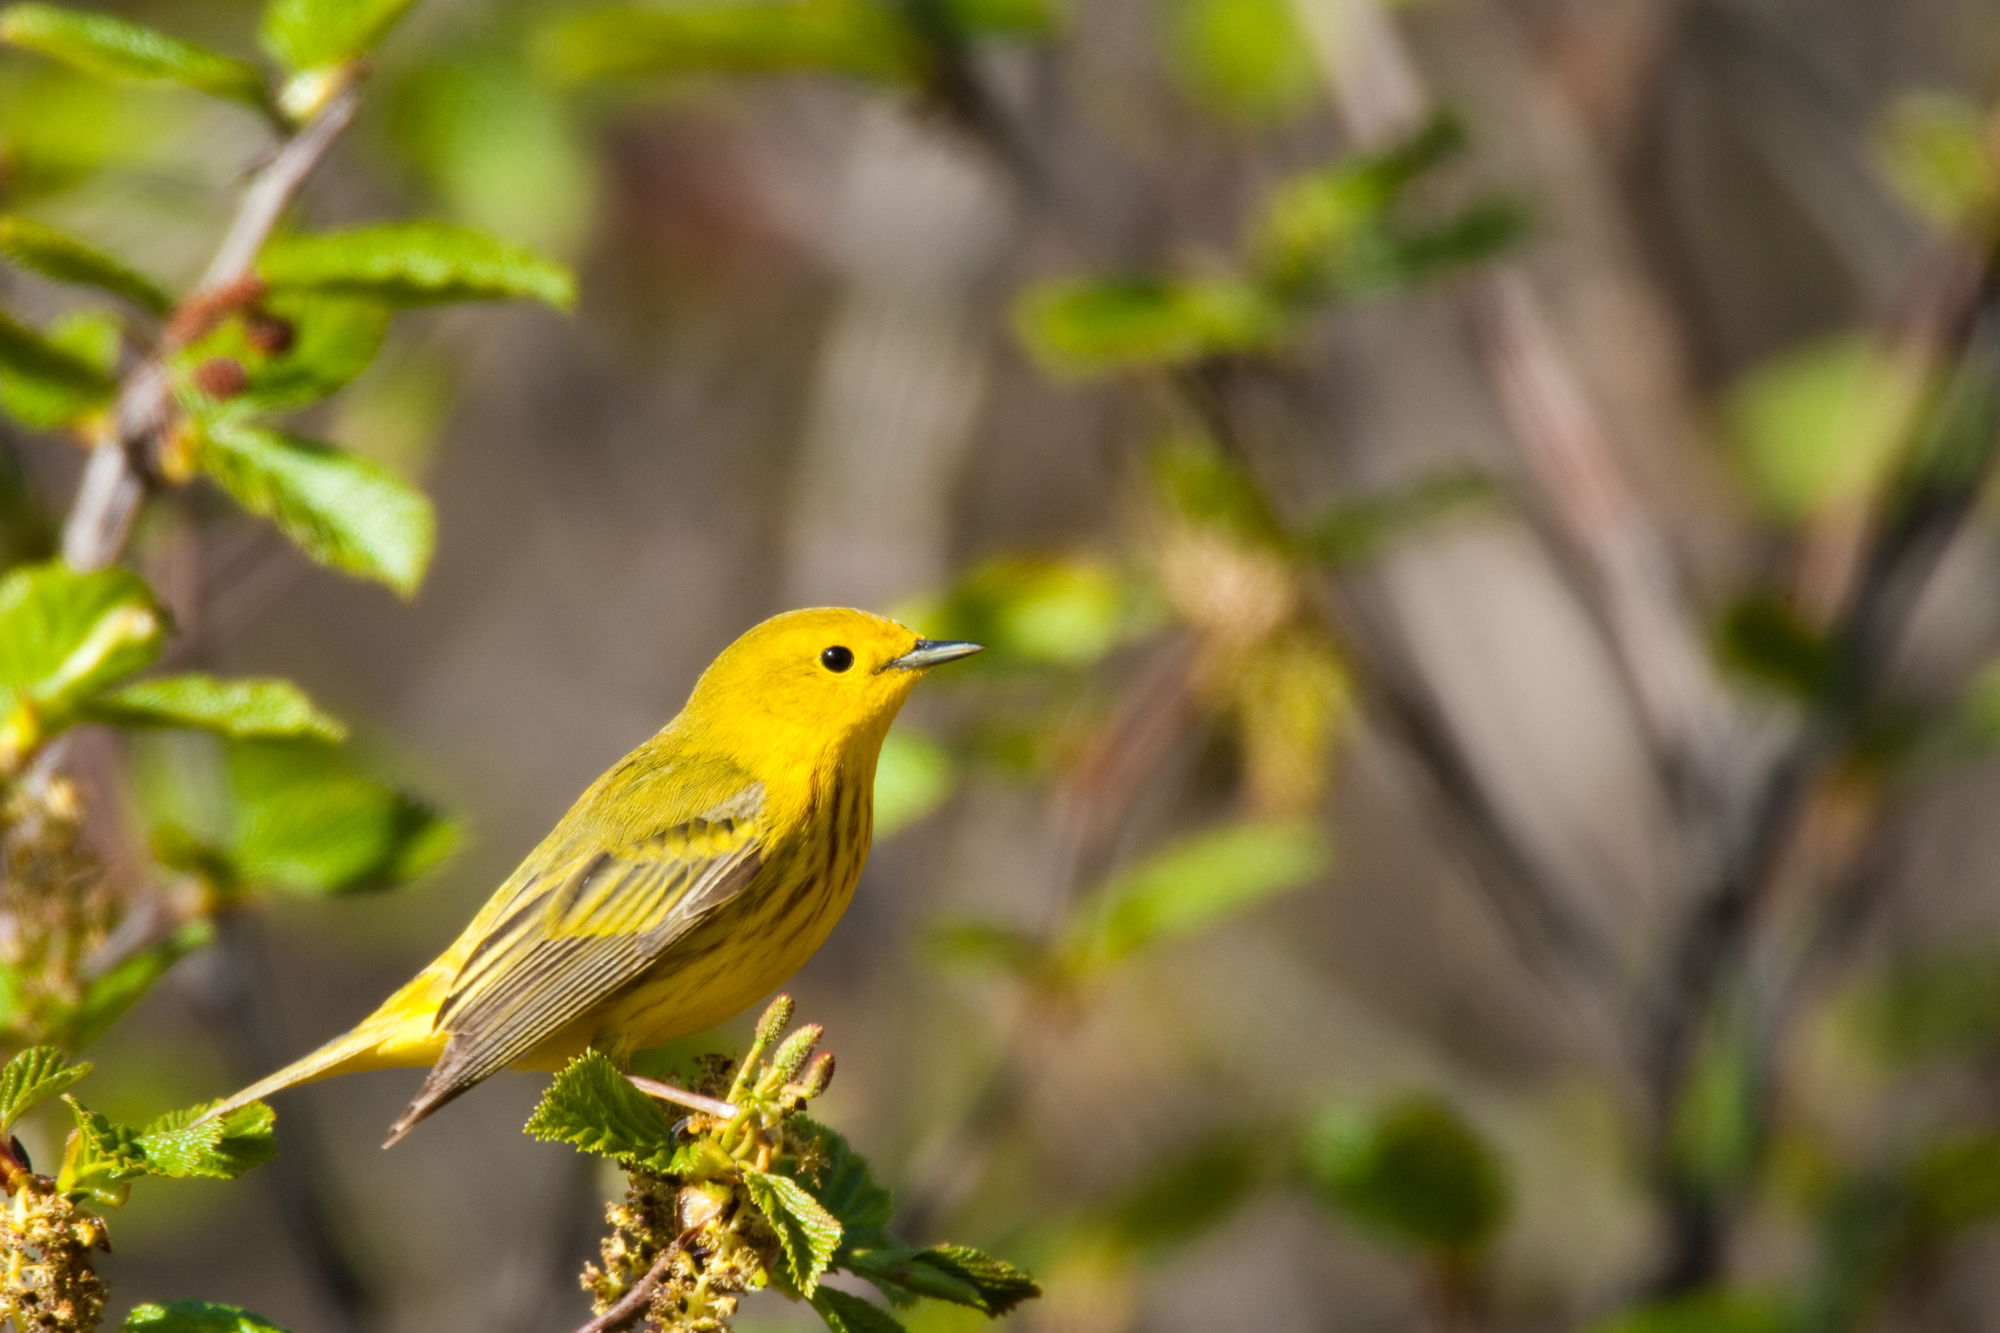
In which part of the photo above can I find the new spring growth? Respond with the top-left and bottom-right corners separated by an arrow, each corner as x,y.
727,996 -> 795,1105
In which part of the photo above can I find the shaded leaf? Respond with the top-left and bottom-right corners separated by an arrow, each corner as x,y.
0,4 -> 266,109
197,422 -> 434,596
1305,470 -> 1498,566
798,1117 -> 893,1245
85,673 -> 348,741
1303,1095 -> 1509,1253
872,729 -> 954,837
1015,276 -> 1282,376
539,0 -> 914,85
923,917 -> 1045,978
225,739 -> 453,893
1909,1130 -> 2000,1233
0,214 -> 173,314
1150,436 -> 1286,549
258,221 -> 575,310
1065,822 -> 1329,972
1879,93 -> 1997,233
902,1247 -> 1040,1316
810,1288 -> 905,1333
525,1049 -> 681,1171
745,1165 -> 842,1295
0,1045 -> 88,1130
67,919 -> 214,1050
126,1300 -> 292,1333
57,1094 -> 144,1204
1714,594 -> 1831,703
1851,946 -> 2000,1064
260,0 -> 416,72
1583,1289 -> 1789,1333
0,305 -> 116,428
1102,1127 -> 1269,1251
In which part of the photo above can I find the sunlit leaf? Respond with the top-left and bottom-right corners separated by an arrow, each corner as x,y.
175,292 -> 393,414
0,4 -> 267,109
0,561 -> 165,765
1724,335 -> 1911,522
1303,1095 -> 1510,1252
133,1101 -> 276,1179
901,554 -> 1149,668
0,305 -> 116,429
259,221 -> 576,310
1168,0 -> 1315,126
0,1045 -> 89,1130
85,673 -> 348,741
1879,93 -> 1997,234
196,422 -> 434,596
525,1049 -> 682,1171
0,214 -> 172,314
126,1301 -> 293,1333
224,739 -> 453,894
1015,276 -> 1283,376
1065,822 -> 1329,972
745,1166 -> 842,1295
57,1094 -> 142,1204
259,0 -> 416,73
539,0 -> 913,85
872,729 -> 955,837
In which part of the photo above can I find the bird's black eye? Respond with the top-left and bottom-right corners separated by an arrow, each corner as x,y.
820,645 -> 854,673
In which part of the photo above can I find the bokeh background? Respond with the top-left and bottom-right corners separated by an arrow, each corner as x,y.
11,0 -> 2000,1331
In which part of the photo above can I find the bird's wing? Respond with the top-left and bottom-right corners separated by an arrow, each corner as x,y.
384,780 -> 766,1142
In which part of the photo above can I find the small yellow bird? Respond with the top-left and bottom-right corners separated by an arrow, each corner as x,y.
202,608 -> 979,1145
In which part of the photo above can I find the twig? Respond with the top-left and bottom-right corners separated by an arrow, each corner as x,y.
626,1075 -> 739,1120
569,1234 -> 689,1333
59,84 -> 360,575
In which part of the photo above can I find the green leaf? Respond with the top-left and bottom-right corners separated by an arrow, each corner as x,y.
0,1045 -> 89,1129
1909,1130 -> 2000,1233
1149,437 -> 1286,549
172,292 -> 390,414
66,920 -> 214,1050
125,1300 -> 293,1333
0,4 -> 267,109
1065,822 -> 1329,972
1302,1095 -> 1510,1253
57,1094 -> 145,1203
923,917 -> 1045,978
1167,0 -> 1315,126
1879,93 -> 1997,233
1724,334 -> 1911,522
810,1288 -> 905,1333
0,305 -> 116,429
259,0 -> 416,73
1713,594 -> 1832,703
1014,276 -> 1283,376
525,1049 -> 682,1170
797,1118 -> 893,1243
1582,1289 -> 1789,1333
1304,470 -> 1498,566
196,422 -> 434,596
745,1165 -> 843,1295
225,739 -> 453,893
901,1247 -> 1039,1316
0,214 -> 173,314
900,553 -> 1149,669
1101,1128 -> 1269,1251
0,561 -> 165,763
258,221 -> 576,310
872,729 -> 954,837
85,673 -> 348,741
136,1100 -> 276,1178
1252,115 -> 1465,287
538,0 -> 914,85
1851,946 -> 2000,1064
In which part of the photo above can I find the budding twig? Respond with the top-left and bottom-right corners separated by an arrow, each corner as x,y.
569,1232 -> 690,1333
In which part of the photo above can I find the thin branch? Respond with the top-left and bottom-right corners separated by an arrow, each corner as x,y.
626,1075 -> 738,1121
569,1235 -> 688,1333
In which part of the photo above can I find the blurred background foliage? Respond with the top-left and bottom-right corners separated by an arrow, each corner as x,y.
7,0 -> 2000,1331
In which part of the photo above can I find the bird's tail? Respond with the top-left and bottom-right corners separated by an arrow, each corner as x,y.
196,974 -> 446,1127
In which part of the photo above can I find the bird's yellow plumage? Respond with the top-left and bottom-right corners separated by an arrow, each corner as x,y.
201,608 -> 980,1145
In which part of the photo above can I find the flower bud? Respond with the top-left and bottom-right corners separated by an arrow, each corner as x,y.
770,1023 -> 822,1084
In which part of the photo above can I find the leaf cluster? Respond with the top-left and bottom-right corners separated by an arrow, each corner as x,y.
527,998 -> 1038,1333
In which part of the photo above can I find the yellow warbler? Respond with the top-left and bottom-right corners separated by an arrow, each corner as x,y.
203,608 -> 979,1145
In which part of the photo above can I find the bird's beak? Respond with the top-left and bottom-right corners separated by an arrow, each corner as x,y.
888,639 -> 984,670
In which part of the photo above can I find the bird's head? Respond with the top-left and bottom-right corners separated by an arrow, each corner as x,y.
681,608 -> 980,767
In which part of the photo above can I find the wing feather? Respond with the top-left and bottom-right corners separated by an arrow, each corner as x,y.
383,780 -> 767,1143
